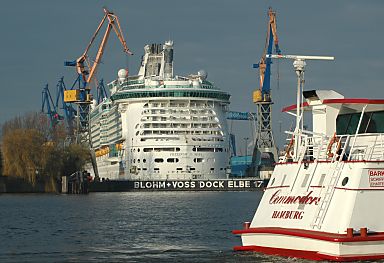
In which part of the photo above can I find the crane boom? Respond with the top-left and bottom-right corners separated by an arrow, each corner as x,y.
84,8 -> 132,89
42,84 -> 61,128
63,8 -> 132,147
65,8 -> 132,96
253,7 -> 281,102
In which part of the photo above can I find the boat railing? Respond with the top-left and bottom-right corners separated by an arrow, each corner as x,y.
280,131 -> 384,163
345,133 -> 384,161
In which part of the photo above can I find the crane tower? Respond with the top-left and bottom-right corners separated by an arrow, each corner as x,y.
251,8 -> 281,175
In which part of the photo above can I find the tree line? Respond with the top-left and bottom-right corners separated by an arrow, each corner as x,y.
0,112 -> 91,192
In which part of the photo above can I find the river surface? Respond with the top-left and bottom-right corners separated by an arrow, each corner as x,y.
0,191 -> 346,262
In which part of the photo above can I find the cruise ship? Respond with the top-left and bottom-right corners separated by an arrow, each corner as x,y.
89,41 -> 233,184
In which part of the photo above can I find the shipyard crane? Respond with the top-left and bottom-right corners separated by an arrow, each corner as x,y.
41,84 -> 62,128
64,8 -> 132,144
96,79 -> 108,104
250,7 -> 281,176
55,77 -> 76,138
226,111 -> 256,121
226,111 -> 257,157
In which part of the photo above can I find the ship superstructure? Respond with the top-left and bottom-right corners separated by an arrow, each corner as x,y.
233,55 -> 384,261
90,41 -> 231,181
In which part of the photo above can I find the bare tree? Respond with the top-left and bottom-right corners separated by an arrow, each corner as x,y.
1,112 -> 91,192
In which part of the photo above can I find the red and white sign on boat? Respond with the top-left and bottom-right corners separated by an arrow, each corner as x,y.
369,169 -> 384,187
233,54 -> 384,261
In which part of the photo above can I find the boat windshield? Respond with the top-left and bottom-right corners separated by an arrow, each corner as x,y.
336,110 -> 384,135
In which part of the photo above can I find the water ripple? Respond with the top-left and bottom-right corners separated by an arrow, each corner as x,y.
0,192 -> 377,262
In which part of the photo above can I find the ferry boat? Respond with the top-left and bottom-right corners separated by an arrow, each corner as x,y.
88,41 -> 267,191
233,55 -> 384,260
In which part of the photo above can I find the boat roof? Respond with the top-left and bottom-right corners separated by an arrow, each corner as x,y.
282,90 -> 384,113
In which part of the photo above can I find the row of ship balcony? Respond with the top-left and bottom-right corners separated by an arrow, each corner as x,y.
90,117 -> 121,128
143,102 -> 215,108
109,78 -> 215,87
91,133 -> 122,146
109,79 -> 217,91
119,84 -> 216,90
141,109 -> 215,115
138,136 -> 224,142
90,126 -> 121,137
140,116 -> 219,122
137,130 -> 224,136
138,123 -> 220,129
129,146 -> 226,153
90,120 -> 121,130
110,90 -> 230,101
90,103 -> 117,119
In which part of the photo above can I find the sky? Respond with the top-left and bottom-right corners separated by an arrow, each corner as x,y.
1,0 -> 384,151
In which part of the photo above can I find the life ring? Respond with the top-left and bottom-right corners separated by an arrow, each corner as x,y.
327,133 -> 341,158
285,137 -> 294,158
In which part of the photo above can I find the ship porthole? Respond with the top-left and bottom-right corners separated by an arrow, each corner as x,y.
342,177 -> 349,186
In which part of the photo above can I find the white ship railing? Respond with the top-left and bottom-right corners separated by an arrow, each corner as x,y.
280,131 -> 384,163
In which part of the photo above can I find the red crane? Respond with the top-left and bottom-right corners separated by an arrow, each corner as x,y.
63,8 -> 132,146
64,7 -> 132,103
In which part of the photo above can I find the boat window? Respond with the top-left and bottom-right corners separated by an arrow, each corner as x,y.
336,114 -> 351,135
367,111 -> 384,133
154,158 -> 164,163
336,111 -> 384,135
358,113 -> 371,133
345,114 -> 360,134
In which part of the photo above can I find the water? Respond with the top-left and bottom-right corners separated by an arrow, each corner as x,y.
0,192 -> 318,262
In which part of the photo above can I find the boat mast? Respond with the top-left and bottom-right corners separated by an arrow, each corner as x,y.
267,54 -> 334,160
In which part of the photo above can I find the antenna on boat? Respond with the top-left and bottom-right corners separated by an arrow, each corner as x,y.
267,54 -> 334,160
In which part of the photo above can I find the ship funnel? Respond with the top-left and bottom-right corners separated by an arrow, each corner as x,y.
163,41 -> 174,79
198,70 -> 208,81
